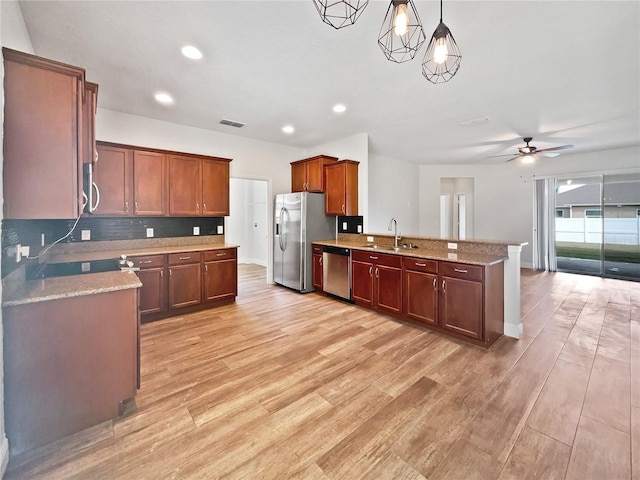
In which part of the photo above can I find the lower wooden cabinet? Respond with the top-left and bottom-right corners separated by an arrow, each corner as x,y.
132,247 -> 238,321
168,252 -> 202,309
312,245 -> 323,290
403,258 -> 438,326
352,250 -> 402,316
204,249 -> 237,301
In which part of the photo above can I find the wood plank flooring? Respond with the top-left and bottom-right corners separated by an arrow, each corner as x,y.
5,265 -> 640,479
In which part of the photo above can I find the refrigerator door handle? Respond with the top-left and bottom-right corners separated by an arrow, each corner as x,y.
281,207 -> 288,251
277,207 -> 285,251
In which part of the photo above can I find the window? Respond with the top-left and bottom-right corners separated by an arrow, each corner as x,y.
585,209 -> 602,218
556,210 -> 564,218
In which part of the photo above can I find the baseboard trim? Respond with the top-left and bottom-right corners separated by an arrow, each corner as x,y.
521,262 -> 534,269
1,435 -> 9,477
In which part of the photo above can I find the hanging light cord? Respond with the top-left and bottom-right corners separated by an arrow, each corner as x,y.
439,0 -> 443,22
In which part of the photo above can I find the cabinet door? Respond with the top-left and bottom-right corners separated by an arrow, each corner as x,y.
169,155 -> 201,215
291,162 -> 307,192
351,260 -> 373,306
305,158 -> 326,192
94,145 -> 132,215
204,259 -> 237,301
440,276 -> 483,339
3,51 -> 83,219
202,158 -> 230,216
168,263 -> 202,308
137,267 -> 166,314
312,253 -> 323,290
325,163 -> 346,215
134,150 -> 166,216
404,270 -> 438,325
375,265 -> 402,315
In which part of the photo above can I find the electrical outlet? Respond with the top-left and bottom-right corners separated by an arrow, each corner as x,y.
146,228 -> 154,238
367,236 -> 374,242
342,222 -> 348,230
81,262 -> 91,273
193,226 -> 200,235
448,242 -> 457,250
81,230 -> 91,241
19,246 -> 30,259
448,253 -> 458,260
217,225 -> 224,234
357,225 -> 362,233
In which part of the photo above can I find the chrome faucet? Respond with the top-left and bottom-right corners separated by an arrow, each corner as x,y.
388,218 -> 400,248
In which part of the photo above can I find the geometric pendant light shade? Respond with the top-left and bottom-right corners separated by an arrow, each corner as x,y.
422,0 -> 462,83
312,0 -> 370,29
378,0 -> 427,63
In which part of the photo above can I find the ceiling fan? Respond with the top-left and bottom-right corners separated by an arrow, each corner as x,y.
490,137 -> 574,163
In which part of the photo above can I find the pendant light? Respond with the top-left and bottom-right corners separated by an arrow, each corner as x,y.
313,0 -> 369,30
422,0 -> 462,84
378,0 -> 426,63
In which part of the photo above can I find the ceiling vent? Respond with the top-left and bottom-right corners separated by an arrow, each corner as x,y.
220,119 -> 246,128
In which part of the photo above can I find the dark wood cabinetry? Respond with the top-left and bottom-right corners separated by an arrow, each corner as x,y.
168,252 -> 202,309
203,249 -> 237,302
3,48 -> 88,219
403,258 -> 438,326
169,155 -> 231,216
352,250 -> 402,316
131,255 -> 167,314
312,245 -> 323,290
291,155 -> 338,192
94,143 -> 167,216
325,160 -> 359,216
439,262 -> 484,339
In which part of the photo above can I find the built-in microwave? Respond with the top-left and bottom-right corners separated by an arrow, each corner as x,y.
82,163 -> 100,213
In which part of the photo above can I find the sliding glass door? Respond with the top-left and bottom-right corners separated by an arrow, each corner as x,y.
554,173 -> 640,281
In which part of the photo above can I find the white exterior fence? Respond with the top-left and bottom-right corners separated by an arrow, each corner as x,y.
556,218 -> 640,245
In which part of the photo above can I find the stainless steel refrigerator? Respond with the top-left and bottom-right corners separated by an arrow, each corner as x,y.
274,192 -> 336,292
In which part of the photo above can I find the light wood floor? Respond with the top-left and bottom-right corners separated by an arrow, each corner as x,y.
6,265 -> 640,479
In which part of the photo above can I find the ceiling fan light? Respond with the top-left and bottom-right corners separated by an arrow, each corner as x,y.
378,0 -> 426,63
313,0 -> 369,29
520,154 -> 536,164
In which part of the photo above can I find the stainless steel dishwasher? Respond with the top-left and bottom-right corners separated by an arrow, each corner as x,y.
322,246 -> 351,301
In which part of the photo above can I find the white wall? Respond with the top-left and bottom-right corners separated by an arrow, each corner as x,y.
305,133 -> 369,230
419,146 -> 640,267
227,178 -> 268,266
367,153 -> 419,236
0,1 -> 34,473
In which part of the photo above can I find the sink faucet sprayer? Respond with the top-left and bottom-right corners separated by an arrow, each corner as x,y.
388,218 -> 400,248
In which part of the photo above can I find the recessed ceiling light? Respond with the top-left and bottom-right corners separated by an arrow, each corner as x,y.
282,125 -> 295,134
154,92 -> 174,105
333,104 -> 347,113
181,45 -> 203,60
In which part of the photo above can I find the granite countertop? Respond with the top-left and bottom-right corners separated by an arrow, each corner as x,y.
313,240 -> 507,266
47,243 -> 239,263
2,270 -> 142,307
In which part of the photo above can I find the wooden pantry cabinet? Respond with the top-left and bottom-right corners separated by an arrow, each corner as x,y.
325,160 -> 359,216
169,155 -> 230,216
290,155 -> 338,192
3,48 -> 92,219
351,250 -> 402,317
94,143 -> 167,216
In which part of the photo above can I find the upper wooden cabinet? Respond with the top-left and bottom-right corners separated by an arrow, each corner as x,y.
325,160 -> 359,216
94,143 -> 167,216
290,155 -> 338,192
3,48 -> 89,219
169,155 -> 231,216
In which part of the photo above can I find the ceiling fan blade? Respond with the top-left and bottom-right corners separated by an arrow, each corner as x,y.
504,156 -> 520,163
535,144 -> 574,153
487,153 -> 520,158
542,152 -> 560,158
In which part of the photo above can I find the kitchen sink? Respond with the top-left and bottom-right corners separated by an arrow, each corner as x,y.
363,244 -> 415,252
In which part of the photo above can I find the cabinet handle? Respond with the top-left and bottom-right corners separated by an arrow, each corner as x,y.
415,262 -> 427,267
203,203 -> 207,211
140,260 -> 153,264
442,280 -> 446,292
369,266 -> 372,276
370,256 -> 378,260
375,267 -> 379,278
433,277 -> 437,289
319,257 -> 322,265
216,253 -> 226,257
196,203 -> 200,212
179,256 -> 192,260
169,269 -> 172,277
160,270 -> 164,278
125,201 -> 129,212
135,201 -> 138,213
342,204 -> 345,213
454,268 -> 468,273
205,265 -> 208,273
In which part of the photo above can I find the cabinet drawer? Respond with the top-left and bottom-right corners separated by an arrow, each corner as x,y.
203,248 -> 237,262
440,261 -> 483,282
404,257 -> 438,274
312,244 -> 323,255
352,250 -> 402,268
168,252 -> 202,265
130,254 -> 165,269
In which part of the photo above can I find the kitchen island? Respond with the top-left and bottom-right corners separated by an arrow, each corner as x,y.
314,233 -> 526,346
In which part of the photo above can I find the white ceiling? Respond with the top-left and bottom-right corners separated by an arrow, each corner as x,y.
18,1 -> 640,165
